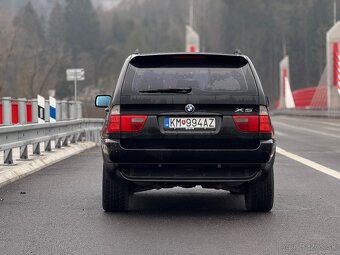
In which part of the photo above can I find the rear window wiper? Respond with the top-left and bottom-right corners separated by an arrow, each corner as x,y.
139,88 -> 192,94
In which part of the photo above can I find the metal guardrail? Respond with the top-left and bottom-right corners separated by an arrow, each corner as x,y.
0,118 -> 104,164
271,109 -> 340,118
0,97 -> 83,126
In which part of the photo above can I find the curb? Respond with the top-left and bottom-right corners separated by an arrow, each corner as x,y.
0,142 -> 97,189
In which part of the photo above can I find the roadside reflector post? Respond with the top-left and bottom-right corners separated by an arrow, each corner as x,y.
18,98 -> 27,125
2,97 -> 12,126
37,95 -> 45,124
44,99 -> 50,122
49,97 -> 57,123
31,99 -> 38,123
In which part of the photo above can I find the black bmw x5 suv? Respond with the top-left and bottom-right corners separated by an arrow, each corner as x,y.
95,53 -> 276,212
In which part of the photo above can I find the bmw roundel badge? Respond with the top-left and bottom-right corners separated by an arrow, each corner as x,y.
185,104 -> 195,113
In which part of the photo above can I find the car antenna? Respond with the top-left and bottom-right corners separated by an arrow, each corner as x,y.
134,49 -> 140,54
234,49 -> 242,55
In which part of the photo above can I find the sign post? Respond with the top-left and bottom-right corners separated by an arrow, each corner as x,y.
66,69 -> 85,101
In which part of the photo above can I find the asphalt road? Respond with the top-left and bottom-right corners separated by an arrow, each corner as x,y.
0,116 -> 339,255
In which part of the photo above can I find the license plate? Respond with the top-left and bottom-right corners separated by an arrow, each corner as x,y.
164,117 -> 216,130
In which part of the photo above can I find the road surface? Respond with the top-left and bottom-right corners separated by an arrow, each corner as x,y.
0,116 -> 339,255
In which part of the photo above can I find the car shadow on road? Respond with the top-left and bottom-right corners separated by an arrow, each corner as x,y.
109,188 -> 272,217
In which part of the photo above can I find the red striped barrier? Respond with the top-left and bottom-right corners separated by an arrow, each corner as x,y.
26,102 -> 32,123
11,101 -> 19,124
292,87 -> 315,108
1,100 -> 34,124
276,86 -> 328,110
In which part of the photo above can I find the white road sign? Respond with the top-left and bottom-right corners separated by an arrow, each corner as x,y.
66,69 -> 85,81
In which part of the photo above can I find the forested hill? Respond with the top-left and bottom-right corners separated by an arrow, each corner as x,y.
0,0 -> 121,14
0,0 -> 337,103
0,0 -> 62,15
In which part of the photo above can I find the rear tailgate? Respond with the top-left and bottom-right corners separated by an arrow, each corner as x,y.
118,54 -> 260,150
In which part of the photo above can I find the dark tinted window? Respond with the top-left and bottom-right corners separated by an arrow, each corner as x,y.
122,55 -> 258,96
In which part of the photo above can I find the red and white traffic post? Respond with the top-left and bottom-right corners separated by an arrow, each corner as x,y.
326,21 -> 340,110
185,25 -> 200,53
279,56 -> 295,109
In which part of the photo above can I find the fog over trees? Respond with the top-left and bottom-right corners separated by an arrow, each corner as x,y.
0,0 -> 336,103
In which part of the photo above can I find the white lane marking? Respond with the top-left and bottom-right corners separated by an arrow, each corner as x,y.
318,121 -> 340,128
277,147 -> 340,180
274,121 -> 340,139
324,126 -> 340,132
274,116 -> 340,128
274,131 -> 288,137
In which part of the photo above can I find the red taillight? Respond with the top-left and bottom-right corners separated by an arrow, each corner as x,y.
121,115 -> 147,132
108,115 -> 120,132
233,115 -> 273,133
107,114 -> 147,133
259,115 -> 271,133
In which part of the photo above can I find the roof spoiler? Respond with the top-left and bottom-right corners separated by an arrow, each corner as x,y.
129,53 -> 249,68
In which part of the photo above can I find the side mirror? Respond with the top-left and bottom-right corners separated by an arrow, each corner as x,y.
95,95 -> 111,108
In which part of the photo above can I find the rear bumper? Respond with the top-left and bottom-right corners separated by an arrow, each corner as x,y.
102,139 -> 275,182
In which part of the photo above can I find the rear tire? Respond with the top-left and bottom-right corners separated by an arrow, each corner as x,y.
245,167 -> 274,212
102,164 -> 129,212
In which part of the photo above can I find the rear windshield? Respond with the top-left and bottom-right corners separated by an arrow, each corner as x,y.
122,56 -> 258,96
